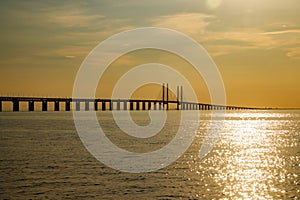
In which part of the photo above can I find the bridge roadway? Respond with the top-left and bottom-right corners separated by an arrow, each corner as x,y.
0,96 -> 254,112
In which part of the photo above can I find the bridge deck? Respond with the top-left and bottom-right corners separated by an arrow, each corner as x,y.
0,96 -> 256,112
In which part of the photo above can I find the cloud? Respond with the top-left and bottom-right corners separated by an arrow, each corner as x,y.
206,30 -> 300,58
150,12 -> 300,58
49,10 -> 105,28
1,3 -> 135,60
286,47 -> 300,59
261,29 -> 300,35
151,13 -> 268,55
151,13 -> 214,35
65,55 -> 76,59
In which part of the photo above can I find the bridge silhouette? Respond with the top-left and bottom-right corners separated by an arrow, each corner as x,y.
0,84 -> 255,112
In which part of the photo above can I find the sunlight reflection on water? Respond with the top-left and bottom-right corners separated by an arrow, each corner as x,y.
184,110 -> 299,199
0,110 -> 299,199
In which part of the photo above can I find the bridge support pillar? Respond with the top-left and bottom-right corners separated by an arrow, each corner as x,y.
159,102 -> 162,110
123,101 -> 127,110
117,100 -> 120,110
76,101 -> 80,111
130,102 -> 134,110
136,102 -> 140,110
13,100 -> 19,112
65,101 -> 71,111
153,103 -> 157,110
94,101 -> 98,111
29,101 -> 34,111
102,101 -> 106,111
0,101 -> 2,112
42,101 -> 47,111
109,101 -> 113,110
148,102 -> 151,110
54,101 -> 59,111
142,102 -> 146,110
85,101 -> 89,111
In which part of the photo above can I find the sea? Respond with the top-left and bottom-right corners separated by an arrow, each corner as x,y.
0,110 -> 299,199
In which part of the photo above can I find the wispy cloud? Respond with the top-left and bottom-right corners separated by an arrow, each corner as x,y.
150,12 -> 300,58
261,29 -> 300,35
2,3 -> 134,60
64,55 -> 76,59
49,10 -> 105,28
151,13 -> 213,35
286,47 -> 300,59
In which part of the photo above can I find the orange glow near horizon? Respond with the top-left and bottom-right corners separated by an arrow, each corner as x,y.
0,1 -> 299,108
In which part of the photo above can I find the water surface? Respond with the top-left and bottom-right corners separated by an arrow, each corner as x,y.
0,110 -> 299,199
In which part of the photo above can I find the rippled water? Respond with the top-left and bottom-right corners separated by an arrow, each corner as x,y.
0,110 -> 299,199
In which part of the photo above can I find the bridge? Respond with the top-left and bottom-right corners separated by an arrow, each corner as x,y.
0,84 -> 255,112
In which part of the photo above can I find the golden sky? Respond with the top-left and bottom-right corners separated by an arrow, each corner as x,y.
0,0 -> 299,108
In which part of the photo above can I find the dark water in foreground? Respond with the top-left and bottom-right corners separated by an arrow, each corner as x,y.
0,110 -> 299,199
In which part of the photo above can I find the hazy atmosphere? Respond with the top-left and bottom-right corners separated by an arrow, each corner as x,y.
1,1 -> 300,199
0,0 -> 299,108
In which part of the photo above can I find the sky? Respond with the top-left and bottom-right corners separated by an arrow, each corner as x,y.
0,0 -> 299,108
